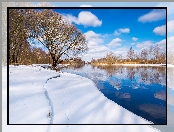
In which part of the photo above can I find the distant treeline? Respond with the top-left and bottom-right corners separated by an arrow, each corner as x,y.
91,46 -> 166,65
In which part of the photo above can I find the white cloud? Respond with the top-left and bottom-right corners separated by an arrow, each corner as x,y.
84,30 -> 103,45
136,41 -> 153,49
79,5 -> 92,7
156,2 -> 174,15
113,47 -> 129,59
119,28 -> 130,33
84,30 -> 101,40
153,25 -> 166,36
63,14 -> 80,24
132,37 -> 138,41
87,46 -> 110,54
82,30 -> 110,61
114,30 -> 120,35
78,11 -> 102,27
156,39 -> 166,50
63,11 -> 102,27
138,9 -> 166,23
168,20 -> 174,33
114,28 -> 130,35
136,39 -> 166,51
82,46 -> 110,62
108,38 -> 122,47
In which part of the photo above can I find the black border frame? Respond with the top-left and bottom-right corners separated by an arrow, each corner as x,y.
7,6 -> 167,125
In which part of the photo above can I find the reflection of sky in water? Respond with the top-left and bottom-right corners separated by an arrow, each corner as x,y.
61,65 -> 166,124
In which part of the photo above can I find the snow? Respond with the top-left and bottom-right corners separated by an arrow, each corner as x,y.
2,65 -> 161,132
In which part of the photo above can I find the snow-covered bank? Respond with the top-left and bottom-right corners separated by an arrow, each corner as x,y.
8,65 -> 152,124
9,65 -> 60,124
2,65 -> 161,132
45,72 -> 152,124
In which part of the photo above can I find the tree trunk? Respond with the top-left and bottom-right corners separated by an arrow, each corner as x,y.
12,54 -> 15,64
15,55 -> 18,63
52,60 -> 57,68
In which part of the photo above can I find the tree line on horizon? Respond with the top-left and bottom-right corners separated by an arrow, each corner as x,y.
91,46 -> 166,65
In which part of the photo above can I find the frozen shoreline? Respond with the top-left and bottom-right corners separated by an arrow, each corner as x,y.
8,65 -> 153,124
31,63 -> 172,67
2,65 -> 162,132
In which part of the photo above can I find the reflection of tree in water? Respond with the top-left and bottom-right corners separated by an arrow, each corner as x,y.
94,65 -> 166,86
154,90 -> 166,101
115,92 -> 130,99
64,65 -> 166,87
133,66 -> 164,86
126,67 -> 135,81
92,65 -> 124,77
90,72 -> 106,81
140,67 -> 149,82
150,67 -> 166,85
139,104 -> 166,119
154,72 -> 160,84
64,63 -> 85,70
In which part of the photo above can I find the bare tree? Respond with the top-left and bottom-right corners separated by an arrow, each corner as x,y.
29,9 -> 88,68
158,52 -> 166,64
3,2 -> 33,65
106,51 -> 115,64
153,44 -> 160,62
9,9 -> 30,64
127,47 -> 134,61
148,45 -> 154,61
2,2 -> 64,65
141,48 -> 148,63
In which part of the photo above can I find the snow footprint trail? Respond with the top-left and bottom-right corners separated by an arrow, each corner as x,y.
43,74 -> 61,124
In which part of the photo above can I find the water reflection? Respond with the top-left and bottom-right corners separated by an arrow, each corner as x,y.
139,104 -> 166,120
108,78 -> 122,90
154,90 -> 166,101
61,64 -> 166,124
91,65 -> 166,87
115,92 -> 131,99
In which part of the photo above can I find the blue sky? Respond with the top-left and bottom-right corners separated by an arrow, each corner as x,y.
30,2 -> 174,61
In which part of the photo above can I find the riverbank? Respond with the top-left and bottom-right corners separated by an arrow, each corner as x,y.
2,65 -> 163,131
8,65 -> 154,124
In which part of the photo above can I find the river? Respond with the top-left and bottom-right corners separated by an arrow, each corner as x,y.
60,64 -> 167,124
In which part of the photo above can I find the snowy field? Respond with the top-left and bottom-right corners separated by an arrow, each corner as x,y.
2,65 -> 162,132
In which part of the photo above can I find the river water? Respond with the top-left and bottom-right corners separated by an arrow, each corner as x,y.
60,64 -> 167,124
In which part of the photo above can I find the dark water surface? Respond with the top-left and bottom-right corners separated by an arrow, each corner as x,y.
61,64 -> 166,124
